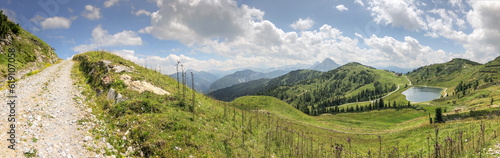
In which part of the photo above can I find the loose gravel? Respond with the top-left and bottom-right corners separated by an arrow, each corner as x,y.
0,60 -> 104,158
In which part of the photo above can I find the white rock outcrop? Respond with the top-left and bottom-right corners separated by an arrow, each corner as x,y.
120,74 -> 170,95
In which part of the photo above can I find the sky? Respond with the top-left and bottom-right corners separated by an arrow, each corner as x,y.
2,0 -> 500,74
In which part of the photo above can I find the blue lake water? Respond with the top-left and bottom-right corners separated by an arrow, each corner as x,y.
402,87 -> 443,102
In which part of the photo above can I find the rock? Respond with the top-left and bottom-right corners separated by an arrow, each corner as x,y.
101,74 -> 113,86
88,68 -> 95,76
113,65 -> 133,73
84,136 -> 93,142
23,147 -> 31,153
115,93 -> 124,104
101,60 -> 112,67
120,74 -> 133,84
106,143 -> 113,149
120,74 -> 170,95
107,88 -> 117,101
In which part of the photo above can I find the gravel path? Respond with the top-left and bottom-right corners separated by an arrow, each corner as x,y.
1,60 -> 103,157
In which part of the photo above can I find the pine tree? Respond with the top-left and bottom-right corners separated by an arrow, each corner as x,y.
379,98 -> 384,109
435,108 -> 443,123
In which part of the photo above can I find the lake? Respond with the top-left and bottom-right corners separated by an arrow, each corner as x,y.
402,87 -> 443,102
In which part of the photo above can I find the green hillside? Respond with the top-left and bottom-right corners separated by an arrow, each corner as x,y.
0,11 -> 59,81
258,62 -> 407,115
209,78 -> 270,101
209,69 -> 323,101
407,58 -> 482,88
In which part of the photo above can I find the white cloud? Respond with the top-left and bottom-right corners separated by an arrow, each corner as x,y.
82,5 -> 101,20
354,0 -> 364,6
40,16 -> 71,29
364,35 -> 452,67
134,9 -> 151,16
70,15 -> 78,20
368,0 -> 427,31
104,0 -> 119,8
67,8 -> 74,13
462,1 -> 500,62
141,0 -> 264,46
355,32 -> 363,38
134,0 -> 475,73
290,18 -> 314,31
336,5 -> 348,12
423,1 -> 500,63
72,25 -> 142,52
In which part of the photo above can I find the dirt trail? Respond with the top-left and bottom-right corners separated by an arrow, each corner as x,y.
1,60 -> 103,157
405,76 -> 412,85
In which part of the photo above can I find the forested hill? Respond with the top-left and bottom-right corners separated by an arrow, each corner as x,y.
208,69 -> 323,101
257,62 -> 405,115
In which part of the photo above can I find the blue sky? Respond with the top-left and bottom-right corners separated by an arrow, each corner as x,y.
2,0 -> 499,74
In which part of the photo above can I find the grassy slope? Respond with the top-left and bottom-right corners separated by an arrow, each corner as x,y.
229,57 -> 500,156
0,16 -> 58,80
72,51 -> 500,157
407,58 -> 482,89
232,92 -> 500,156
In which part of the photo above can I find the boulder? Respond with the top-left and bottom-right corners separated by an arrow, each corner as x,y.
115,93 -> 124,104
107,88 -> 126,104
107,88 -> 117,101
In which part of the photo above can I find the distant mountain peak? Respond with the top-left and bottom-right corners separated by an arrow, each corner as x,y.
310,58 -> 340,72
324,57 -> 335,62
